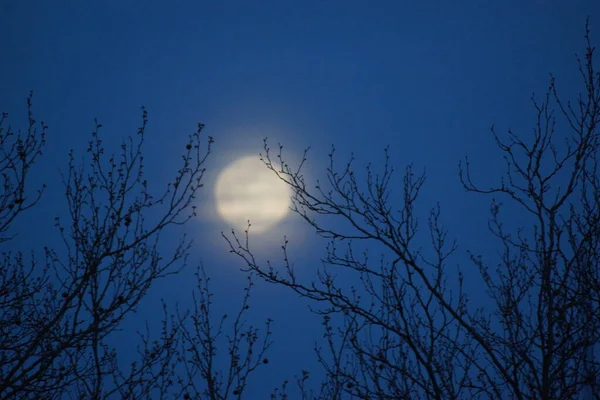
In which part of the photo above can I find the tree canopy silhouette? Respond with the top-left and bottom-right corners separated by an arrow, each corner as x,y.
0,98 -> 272,400
227,20 -> 600,400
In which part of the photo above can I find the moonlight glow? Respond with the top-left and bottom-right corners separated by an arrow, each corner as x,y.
215,156 -> 291,233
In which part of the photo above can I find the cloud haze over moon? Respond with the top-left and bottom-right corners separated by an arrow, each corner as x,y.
215,155 -> 291,233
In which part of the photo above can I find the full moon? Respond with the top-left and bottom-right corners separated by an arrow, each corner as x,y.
215,156 -> 292,233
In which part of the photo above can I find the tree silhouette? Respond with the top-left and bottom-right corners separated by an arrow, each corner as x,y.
0,95 -> 272,399
227,21 -> 600,399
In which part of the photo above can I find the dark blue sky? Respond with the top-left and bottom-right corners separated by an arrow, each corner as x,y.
2,0 -> 599,397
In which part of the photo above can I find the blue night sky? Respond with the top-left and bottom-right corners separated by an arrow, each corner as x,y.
2,0 -> 599,397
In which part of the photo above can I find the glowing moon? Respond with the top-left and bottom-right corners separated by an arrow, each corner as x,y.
215,156 -> 291,233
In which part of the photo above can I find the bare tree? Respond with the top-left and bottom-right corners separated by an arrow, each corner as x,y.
227,21 -> 600,399
0,92 -> 46,242
0,95 -> 273,399
170,264 -> 273,400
